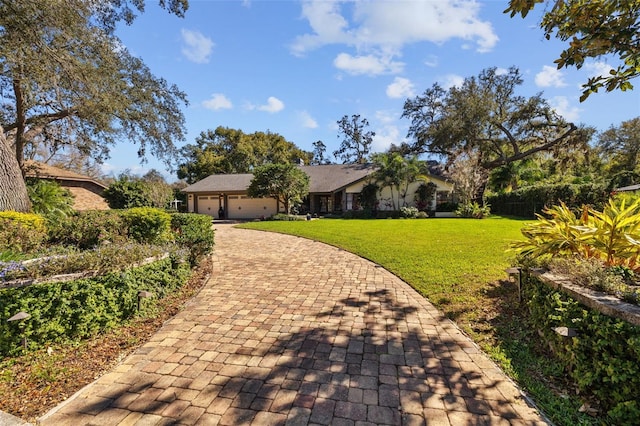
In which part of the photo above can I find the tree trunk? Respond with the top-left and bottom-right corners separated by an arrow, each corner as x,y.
0,127 -> 31,212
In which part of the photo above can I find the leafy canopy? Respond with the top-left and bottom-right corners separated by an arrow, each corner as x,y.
0,0 -> 189,170
247,163 -> 310,215
505,0 -> 640,100
177,127 -> 312,183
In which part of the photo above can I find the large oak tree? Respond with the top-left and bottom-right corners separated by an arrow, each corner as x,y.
0,0 -> 188,211
177,127 -> 312,184
401,67 -> 585,200
506,0 -> 640,101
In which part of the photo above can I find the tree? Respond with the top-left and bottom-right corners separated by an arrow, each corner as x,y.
505,0 -> 640,101
0,126 -> 30,211
372,152 -> 427,210
596,117 -> 640,175
177,127 -> 312,183
402,66 -> 584,200
334,114 -> 375,164
0,0 -> 188,211
103,174 -> 152,209
141,169 -> 174,208
447,152 -> 489,205
311,140 -> 332,165
247,163 -> 310,215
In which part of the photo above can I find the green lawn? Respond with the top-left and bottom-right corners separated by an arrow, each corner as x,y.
240,216 -> 598,425
241,217 -> 527,326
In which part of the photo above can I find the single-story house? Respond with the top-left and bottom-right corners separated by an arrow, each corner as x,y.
24,161 -> 110,210
183,164 -> 454,219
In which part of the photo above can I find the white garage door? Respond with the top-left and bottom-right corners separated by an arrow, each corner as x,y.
196,196 -> 218,216
227,196 -> 277,219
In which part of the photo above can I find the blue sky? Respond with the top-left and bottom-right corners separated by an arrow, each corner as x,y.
106,0 -> 640,181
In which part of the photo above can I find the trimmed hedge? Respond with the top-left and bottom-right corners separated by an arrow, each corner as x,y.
170,213 -> 215,265
0,212 -> 47,253
487,183 -> 609,218
49,210 -> 128,249
523,273 -> 640,424
0,257 -> 191,356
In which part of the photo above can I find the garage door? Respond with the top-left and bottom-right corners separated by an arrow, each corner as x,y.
196,196 -> 218,216
227,195 -> 277,219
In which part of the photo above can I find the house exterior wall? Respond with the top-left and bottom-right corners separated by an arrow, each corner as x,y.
374,179 -> 453,211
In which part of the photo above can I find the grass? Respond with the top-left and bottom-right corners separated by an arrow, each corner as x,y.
240,216 -> 599,425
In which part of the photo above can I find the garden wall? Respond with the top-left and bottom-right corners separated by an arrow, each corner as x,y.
522,270 -> 640,423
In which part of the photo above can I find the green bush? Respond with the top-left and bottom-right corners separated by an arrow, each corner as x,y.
268,213 -> 306,221
103,178 -> 152,209
49,210 -> 128,249
0,212 -> 47,253
400,206 -> 419,218
455,202 -> 490,218
0,257 -> 191,356
26,179 -> 74,226
523,274 -> 640,423
123,207 -> 172,244
171,213 -> 215,266
487,182 -> 609,218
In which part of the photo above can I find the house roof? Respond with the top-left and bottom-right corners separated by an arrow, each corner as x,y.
183,173 -> 255,193
300,164 -> 377,193
24,161 -> 107,189
183,164 -> 379,194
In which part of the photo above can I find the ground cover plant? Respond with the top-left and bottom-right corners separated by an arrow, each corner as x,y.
240,217 -> 600,425
0,208 -> 215,421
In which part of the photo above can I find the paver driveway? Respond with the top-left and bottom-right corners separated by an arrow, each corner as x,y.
40,223 -> 548,425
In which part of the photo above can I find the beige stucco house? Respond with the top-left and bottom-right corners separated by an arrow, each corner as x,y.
183,164 -> 454,220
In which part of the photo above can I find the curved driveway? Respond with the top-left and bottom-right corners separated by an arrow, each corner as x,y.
40,224 -> 548,425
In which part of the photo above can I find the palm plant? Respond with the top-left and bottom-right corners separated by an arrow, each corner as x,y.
26,179 -> 75,225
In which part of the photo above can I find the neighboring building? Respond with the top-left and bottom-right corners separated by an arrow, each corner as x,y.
24,161 -> 110,210
183,164 -> 454,219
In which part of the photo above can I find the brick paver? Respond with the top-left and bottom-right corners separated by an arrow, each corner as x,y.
39,224 -> 549,425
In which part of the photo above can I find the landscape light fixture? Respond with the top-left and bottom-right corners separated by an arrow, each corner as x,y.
137,291 -> 154,311
7,311 -> 30,349
505,267 -> 522,302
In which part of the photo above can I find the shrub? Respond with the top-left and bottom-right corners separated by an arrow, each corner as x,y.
171,213 -> 215,266
268,213 -> 306,221
49,210 -> 128,249
416,211 -> 429,219
400,206 -> 419,218
0,257 -> 191,356
514,198 -> 640,271
436,201 -> 458,212
487,182 -> 609,218
26,179 -> 75,226
455,202 -> 490,218
523,274 -> 640,422
123,207 -> 172,244
103,178 -> 152,209
0,212 -> 47,253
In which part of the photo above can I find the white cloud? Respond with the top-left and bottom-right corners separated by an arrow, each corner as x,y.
495,67 -> 509,76
535,65 -> 567,88
585,61 -> 614,80
334,53 -> 403,76
424,55 -> 438,68
298,110 -> 318,128
202,93 -> 233,111
550,96 -> 581,122
441,74 -> 464,89
257,96 -> 285,113
292,0 -> 498,56
181,29 -> 214,64
371,110 -> 404,152
386,77 -> 415,99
